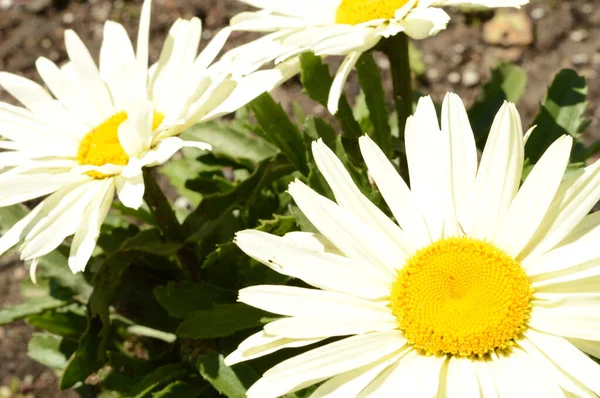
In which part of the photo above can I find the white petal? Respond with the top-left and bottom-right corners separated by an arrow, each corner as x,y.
116,172 -> 145,210
529,294 -> 600,340
327,52 -> 361,114
238,285 -> 392,318
237,0 -> 339,23
359,349 -> 445,397
136,0 -> 152,75
263,316 -> 397,338
225,331 -> 323,366
118,99 -> 155,156
558,211 -> 600,248
247,331 -> 407,398
568,338 -> 600,359
359,135 -> 430,248
400,7 -> 450,39
0,204 -> 44,257
523,160 -> 600,258
441,93 -> 477,234
525,329 -> 600,395
288,180 -> 398,278
405,96 -> 444,240
234,230 -> 390,300
471,102 -> 523,240
310,351 -> 405,398
193,27 -> 231,72
312,140 -> 414,255
0,173 -> 84,207
440,356 -> 480,398
68,178 -> 115,273
496,135 -> 573,258
64,30 -> 114,118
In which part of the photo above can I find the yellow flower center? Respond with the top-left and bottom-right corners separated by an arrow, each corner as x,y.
390,237 -> 531,357
77,111 -> 164,179
335,0 -> 410,25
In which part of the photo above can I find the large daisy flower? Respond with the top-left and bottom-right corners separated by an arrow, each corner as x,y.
226,93 -> 600,397
225,0 -> 528,113
0,0 -> 285,274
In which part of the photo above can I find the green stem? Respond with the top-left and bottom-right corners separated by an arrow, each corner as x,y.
142,168 -> 198,280
382,33 -> 413,184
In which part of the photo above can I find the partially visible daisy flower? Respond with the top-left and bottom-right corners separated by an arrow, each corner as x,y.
227,93 -> 600,397
0,0 -> 286,274
225,0 -> 528,113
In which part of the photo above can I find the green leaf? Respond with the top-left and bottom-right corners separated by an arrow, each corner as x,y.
356,52 -> 392,156
525,69 -> 588,163
196,352 -> 258,398
152,381 -> 204,398
177,304 -> 276,339
183,155 -> 295,242
299,52 -> 362,139
27,333 -> 77,371
250,93 -> 309,175
0,203 -> 27,233
154,281 -> 235,319
27,307 -> 87,339
127,364 -> 190,398
303,117 -> 337,149
37,249 -> 92,300
0,296 -> 66,325
468,63 -> 527,146
181,120 -> 278,168
121,228 -> 183,257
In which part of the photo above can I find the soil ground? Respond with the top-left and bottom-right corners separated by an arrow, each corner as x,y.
0,0 -> 599,396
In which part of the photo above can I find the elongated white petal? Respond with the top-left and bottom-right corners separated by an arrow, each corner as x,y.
525,329 -> 600,395
309,352 -> 405,398
136,0 -> 151,75
440,356 -> 480,398
358,135 -> 430,248
224,331 -> 324,366
235,230 -> 390,299
568,338 -> 600,359
327,52 -> 361,114
288,180 -> 399,277
238,285 -> 392,318
471,102 -> 523,240
263,315 -> 397,338
401,7 -> 450,39
193,27 -> 231,72
68,178 -> 115,272
237,0 -> 339,23
312,140 -> 414,255
247,331 -> 407,398
496,135 -> 572,258
441,93 -> 477,235
360,349 -> 445,397
523,160 -> 600,258
118,99 -> 154,156
116,172 -> 145,210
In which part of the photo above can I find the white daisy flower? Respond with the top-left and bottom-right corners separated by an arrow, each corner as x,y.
227,93 -> 600,397
0,0 -> 285,274
225,0 -> 528,113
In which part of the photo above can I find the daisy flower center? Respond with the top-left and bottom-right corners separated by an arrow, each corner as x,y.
77,111 -> 164,179
390,237 -> 532,357
335,0 -> 411,25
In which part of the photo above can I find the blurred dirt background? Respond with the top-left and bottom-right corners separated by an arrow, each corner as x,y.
0,0 -> 599,396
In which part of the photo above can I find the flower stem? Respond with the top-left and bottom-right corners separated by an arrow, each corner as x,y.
142,168 -> 198,280
382,32 -> 413,183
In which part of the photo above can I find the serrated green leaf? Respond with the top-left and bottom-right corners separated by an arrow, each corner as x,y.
196,352 -> 258,398
181,120 -> 278,168
154,281 -> 235,319
250,93 -> 309,175
176,304 -> 276,339
121,228 -> 183,257
468,63 -> 527,146
27,307 -> 87,339
0,296 -> 66,325
27,333 -> 78,371
356,52 -> 392,156
299,52 -> 362,140
127,364 -> 190,398
183,155 -> 295,242
525,69 -> 588,163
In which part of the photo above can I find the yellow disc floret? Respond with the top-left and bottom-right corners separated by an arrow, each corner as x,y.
77,111 -> 164,179
335,0 -> 411,25
390,237 -> 531,357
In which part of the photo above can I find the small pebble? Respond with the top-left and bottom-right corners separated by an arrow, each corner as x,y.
454,43 -> 466,54
427,68 -> 440,82
62,12 -> 75,24
375,55 -> 390,70
592,53 -> 600,65
451,54 -> 462,65
582,3 -> 593,14
41,38 -> 52,49
447,72 -> 461,84
570,29 -> 589,43
572,53 -> 590,66
462,70 -> 480,87
531,7 -> 545,20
